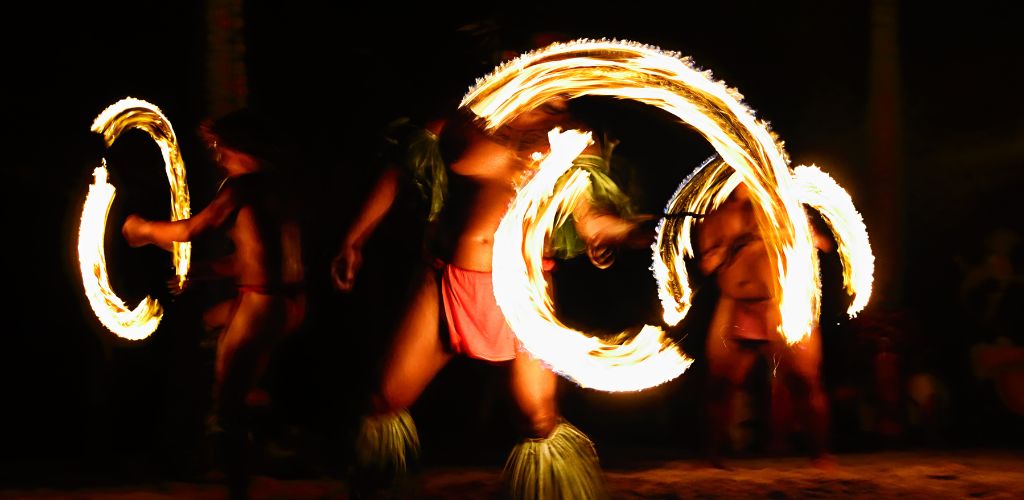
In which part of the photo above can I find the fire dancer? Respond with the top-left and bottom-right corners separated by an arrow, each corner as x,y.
332,94 -> 650,497
122,108 -> 306,499
696,182 -> 835,469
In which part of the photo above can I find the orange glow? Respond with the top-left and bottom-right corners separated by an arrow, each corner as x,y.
467,39 -> 873,391
78,98 -> 192,340
77,162 -> 163,340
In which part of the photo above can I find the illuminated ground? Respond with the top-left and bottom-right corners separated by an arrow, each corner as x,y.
5,450 -> 1024,499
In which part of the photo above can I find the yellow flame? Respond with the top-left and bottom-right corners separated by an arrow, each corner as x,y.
77,162 -> 162,340
469,39 -> 874,388
792,165 -> 874,317
78,97 -> 192,340
491,128 -> 693,391
655,156 -> 738,327
91,97 -> 191,285
656,159 -> 874,341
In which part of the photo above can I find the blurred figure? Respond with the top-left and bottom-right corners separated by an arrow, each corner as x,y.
695,183 -> 834,468
332,93 -> 649,498
961,228 -> 1024,442
122,108 -> 306,499
973,343 -> 1024,416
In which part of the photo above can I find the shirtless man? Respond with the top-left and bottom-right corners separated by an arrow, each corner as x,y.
697,183 -> 833,468
123,109 -> 305,499
333,96 -> 646,497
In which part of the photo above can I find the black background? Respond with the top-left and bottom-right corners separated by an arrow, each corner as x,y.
3,0 -> 1022,487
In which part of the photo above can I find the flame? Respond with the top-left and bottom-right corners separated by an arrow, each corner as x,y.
468,39 -> 873,389
654,156 -> 737,328
491,128 -> 693,392
656,159 -> 874,341
791,165 -> 874,317
77,162 -> 163,340
77,98 -> 192,340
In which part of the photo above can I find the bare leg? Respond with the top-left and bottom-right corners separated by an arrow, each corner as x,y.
372,268 -> 453,414
215,294 -> 285,424
210,293 -> 306,405
705,299 -> 759,466
505,349 -> 607,498
776,328 -> 832,466
353,268 -> 452,496
509,349 -> 559,438
213,292 -> 285,500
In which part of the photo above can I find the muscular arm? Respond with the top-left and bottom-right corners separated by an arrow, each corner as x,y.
332,166 -> 401,290
568,143 -> 654,266
572,197 -> 651,249
571,197 -> 653,270
342,167 -> 401,250
123,184 -> 240,249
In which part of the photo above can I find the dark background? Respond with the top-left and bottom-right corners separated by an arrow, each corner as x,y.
3,0 -> 1022,488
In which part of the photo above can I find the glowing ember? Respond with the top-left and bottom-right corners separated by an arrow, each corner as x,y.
77,98 -> 192,340
467,39 -> 873,391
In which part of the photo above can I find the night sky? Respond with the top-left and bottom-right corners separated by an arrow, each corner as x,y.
3,0 -> 1022,488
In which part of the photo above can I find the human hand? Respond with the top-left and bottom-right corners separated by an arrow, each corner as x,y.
586,244 -> 616,269
582,215 -> 657,269
122,214 -> 150,248
331,244 -> 363,292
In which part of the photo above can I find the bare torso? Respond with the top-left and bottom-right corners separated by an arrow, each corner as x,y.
698,184 -> 779,340
222,173 -> 304,290
229,208 -> 303,288
436,101 -> 592,271
698,184 -> 776,301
